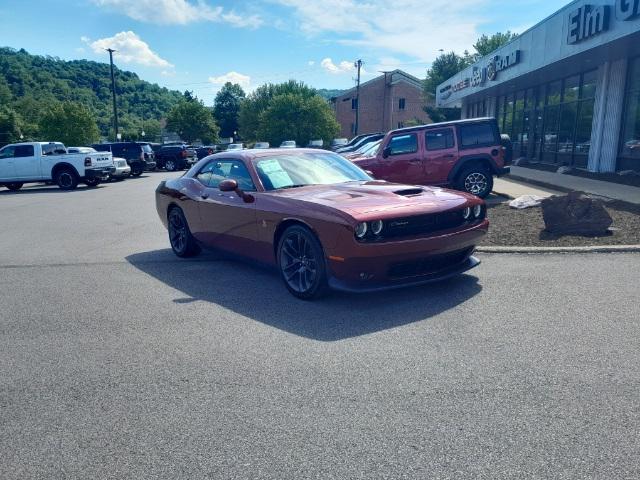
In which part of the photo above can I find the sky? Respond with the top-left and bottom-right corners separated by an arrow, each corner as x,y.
0,0 -> 561,104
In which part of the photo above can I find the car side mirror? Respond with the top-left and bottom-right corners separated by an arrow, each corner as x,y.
382,146 -> 391,158
219,179 -> 238,192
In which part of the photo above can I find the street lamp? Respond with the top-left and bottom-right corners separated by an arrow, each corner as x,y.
141,130 -> 145,138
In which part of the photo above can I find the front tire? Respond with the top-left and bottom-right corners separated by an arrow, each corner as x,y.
6,183 -> 24,191
168,207 -> 201,257
277,225 -> 328,300
165,159 -> 177,171
131,163 -> 143,177
456,165 -> 493,198
55,168 -> 79,190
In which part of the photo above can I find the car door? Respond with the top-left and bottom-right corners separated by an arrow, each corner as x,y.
0,146 -> 17,181
369,132 -> 425,184
12,144 -> 39,180
423,128 -> 457,185
194,159 -> 258,256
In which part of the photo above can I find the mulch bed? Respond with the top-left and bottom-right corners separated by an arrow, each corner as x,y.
482,201 -> 640,247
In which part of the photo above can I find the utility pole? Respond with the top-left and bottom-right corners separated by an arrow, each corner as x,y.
106,48 -> 119,141
354,59 -> 362,136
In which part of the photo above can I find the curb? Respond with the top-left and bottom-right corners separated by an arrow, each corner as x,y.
477,245 -> 640,253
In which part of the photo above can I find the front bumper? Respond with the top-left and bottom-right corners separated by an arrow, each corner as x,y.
325,220 -> 487,292
85,167 -> 114,180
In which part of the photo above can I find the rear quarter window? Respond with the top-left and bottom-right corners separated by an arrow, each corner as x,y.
459,123 -> 498,148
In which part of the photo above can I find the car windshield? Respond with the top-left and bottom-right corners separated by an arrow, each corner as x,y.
141,144 -> 153,153
281,141 -> 296,147
254,152 -> 370,191
361,140 -> 381,156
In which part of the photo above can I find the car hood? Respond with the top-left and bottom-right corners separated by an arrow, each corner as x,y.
271,181 -> 474,218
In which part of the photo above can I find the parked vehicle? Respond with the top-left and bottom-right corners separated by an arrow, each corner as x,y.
196,146 -> 216,160
344,140 -> 382,160
280,140 -> 297,148
227,143 -> 244,151
155,144 -> 198,171
0,142 -> 114,191
253,142 -> 270,149
352,118 -> 510,198
307,139 -> 324,148
92,142 -> 156,176
68,146 -> 130,181
155,148 -> 486,299
335,133 -> 385,154
330,138 -> 349,149
333,133 -> 378,152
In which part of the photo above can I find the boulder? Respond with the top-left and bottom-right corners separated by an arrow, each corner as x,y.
540,191 -> 613,236
556,166 -> 572,174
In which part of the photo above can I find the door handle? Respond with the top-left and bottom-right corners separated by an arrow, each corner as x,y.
443,154 -> 455,158
408,159 -> 421,163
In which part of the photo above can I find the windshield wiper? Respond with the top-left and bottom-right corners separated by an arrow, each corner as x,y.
279,184 -> 313,189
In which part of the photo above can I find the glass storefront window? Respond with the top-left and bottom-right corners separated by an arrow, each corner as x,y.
563,75 -> 580,103
582,70 -> 598,99
619,57 -> 640,170
547,81 -> 562,105
542,105 -> 560,162
557,102 -> 578,164
574,101 -> 594,168
504,94 -> 515,135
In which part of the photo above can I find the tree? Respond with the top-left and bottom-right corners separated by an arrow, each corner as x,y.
166,96 -> 218,144
472,31 -> 519,60
256,93 -> 339,147
38,102 -> 100,145
239,80 -> 317,141
424,51 -> 470,98
213,82 -> 246,139
0,107 -> 22,146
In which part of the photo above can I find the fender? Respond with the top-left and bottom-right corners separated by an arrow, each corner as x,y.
447,154 -> 500,183
51,162 -> 81,180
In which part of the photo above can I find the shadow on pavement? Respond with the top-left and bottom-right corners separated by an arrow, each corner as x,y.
126,249 -> 482,342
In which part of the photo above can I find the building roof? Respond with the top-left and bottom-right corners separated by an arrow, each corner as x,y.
333,69 -> 424,100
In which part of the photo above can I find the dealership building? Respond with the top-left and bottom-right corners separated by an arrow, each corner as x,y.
437,0 -> 640,172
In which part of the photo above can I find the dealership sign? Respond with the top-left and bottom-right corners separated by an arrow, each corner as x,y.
568,1 -> 640,44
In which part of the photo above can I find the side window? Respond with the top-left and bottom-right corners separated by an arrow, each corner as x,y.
197,160 -> 256,191
0,146 -> 16,159
14,145 -> 35,157
425,129 -> 455,151
42,144 -> 56,156
459,123 -> 497,148
387,134 -> 418,156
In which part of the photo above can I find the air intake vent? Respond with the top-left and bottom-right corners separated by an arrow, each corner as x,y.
394,188 -> 423,197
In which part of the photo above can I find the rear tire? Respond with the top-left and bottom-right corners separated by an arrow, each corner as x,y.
55,168 -> 79,190
131,164 -> 143,177
165,159 -> 177,171
456,165 -> 493,198
168,207 -> 201,258
85,178 -> 100,187
277,225 -> 329,300
6,183 -> 24,191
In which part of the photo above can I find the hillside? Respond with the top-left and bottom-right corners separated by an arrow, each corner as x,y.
0,47 -> 184,140
316,88 -> 346,100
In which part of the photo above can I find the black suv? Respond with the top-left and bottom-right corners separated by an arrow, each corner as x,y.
155,144 -> 198,171
92,142 -> 156,176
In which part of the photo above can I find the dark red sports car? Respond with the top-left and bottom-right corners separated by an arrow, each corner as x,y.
155,149 -> 488,299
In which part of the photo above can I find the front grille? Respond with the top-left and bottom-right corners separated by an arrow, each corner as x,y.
384,210 -> 468,239
388,248 -> 473,279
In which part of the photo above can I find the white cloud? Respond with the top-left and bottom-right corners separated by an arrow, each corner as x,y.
80,36 -> 90,43
307,60 -> 315,66
91,0 -> 262,28
274,0 -> 490,63
87,31 -> 173,68
208,71 -> 251,90
320,58 -> 356,75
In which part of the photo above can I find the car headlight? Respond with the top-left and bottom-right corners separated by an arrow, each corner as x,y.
462,207 -> 472,220
355,222 -> 368,239
371,220 -> 383,236
473,204 -> 483,218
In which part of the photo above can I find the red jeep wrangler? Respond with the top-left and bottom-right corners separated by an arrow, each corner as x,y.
352,118 -> 510,198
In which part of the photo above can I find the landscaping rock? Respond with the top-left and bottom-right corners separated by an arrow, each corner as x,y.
557,166 -> 572,174
541,191 -> 613,236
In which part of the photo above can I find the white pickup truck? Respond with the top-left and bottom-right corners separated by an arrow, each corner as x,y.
0,142 -> 114,191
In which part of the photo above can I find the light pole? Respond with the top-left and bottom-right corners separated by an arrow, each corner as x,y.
354,59 -> 362,135
106,48 -> 119,142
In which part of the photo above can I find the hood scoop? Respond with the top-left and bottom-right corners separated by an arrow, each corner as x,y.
394,188 -> 424,197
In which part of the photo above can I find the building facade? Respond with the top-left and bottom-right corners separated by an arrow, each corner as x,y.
437,0 -> 640,172
332,70 -> 430,138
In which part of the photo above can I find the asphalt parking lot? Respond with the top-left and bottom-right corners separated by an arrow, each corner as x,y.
1,174 -> 639,479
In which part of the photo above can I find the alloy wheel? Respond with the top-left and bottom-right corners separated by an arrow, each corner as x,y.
168,210 -> 187,254
280,231 -> 318,293
464,172 -> 488,196
59,172 -> 73,189
166,160 -> 175,171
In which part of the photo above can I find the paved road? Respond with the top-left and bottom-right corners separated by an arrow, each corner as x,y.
1,175 -> 639,479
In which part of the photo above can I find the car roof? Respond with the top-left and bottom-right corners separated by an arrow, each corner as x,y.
391,117 -> 497,135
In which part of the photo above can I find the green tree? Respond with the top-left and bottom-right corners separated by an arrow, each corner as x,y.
472,31 -> 519,60
166,96 -> 219,144
239,80 -> 317,141
256,93 -> 339,147
213,82 -> 246,138
0,76 -> 12,105
424,51 -> 470,98
0,107 -> 23,145
38,101 -> 100,145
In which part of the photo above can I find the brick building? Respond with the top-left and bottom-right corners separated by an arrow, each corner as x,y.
331,70 -> 431,138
